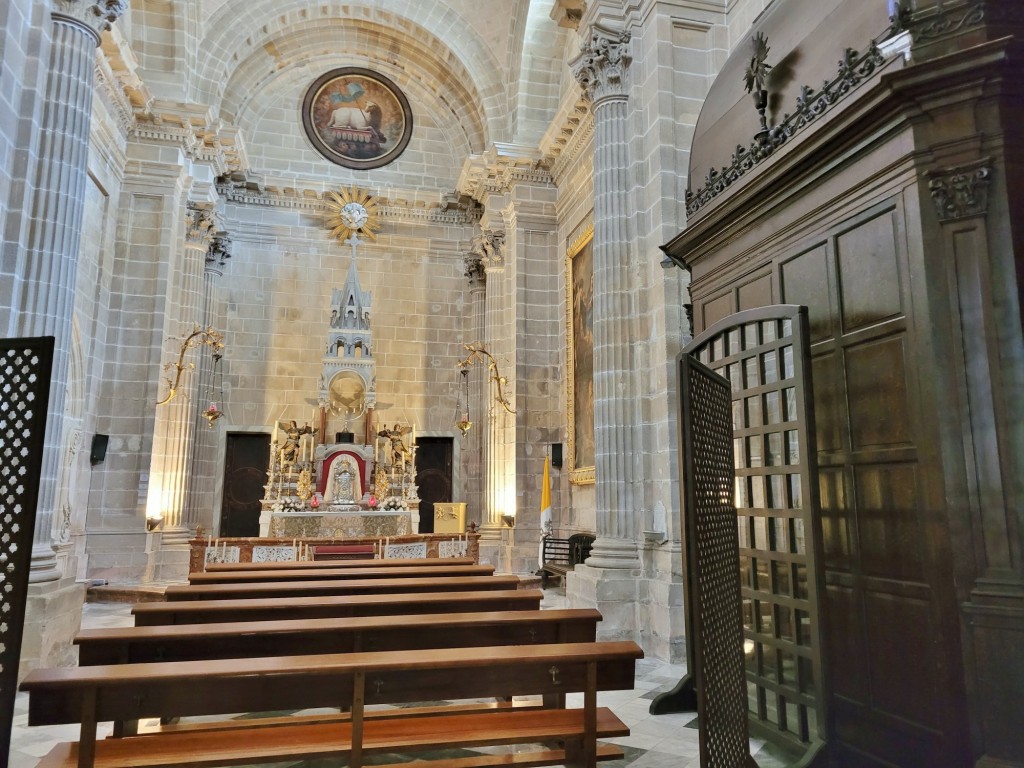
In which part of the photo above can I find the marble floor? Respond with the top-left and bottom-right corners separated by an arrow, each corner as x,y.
8,589 -> 792,768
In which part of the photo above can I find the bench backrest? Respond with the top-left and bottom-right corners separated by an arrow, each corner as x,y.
132,588 -> 543,626
188,564 -> 494,584
76,608 -> 602,665
22,641 -> 643,726
568,534 -> 596,565
204,557 -> 476,571
165,574 -> 519,601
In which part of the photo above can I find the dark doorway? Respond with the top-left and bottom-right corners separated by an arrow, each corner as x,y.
415,437 -> 453,534
220,432 -> 270,537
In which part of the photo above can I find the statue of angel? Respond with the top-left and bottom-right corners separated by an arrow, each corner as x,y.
378,424 -> 412,467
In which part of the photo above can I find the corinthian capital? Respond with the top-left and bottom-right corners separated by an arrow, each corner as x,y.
53,0 -> 128,43
185,203 -> 217,254
571,24 -> 632,103
472,230 -> 506,271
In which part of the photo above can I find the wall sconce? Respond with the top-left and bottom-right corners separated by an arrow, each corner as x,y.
457,343 -> 515,415
501,514 -> 516,528
146,516 -> 163,532
156,325 -> 225,406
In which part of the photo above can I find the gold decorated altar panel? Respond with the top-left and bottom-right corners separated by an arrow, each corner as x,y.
268,511 -> 412,539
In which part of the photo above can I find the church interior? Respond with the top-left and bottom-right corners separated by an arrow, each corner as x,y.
1,0 -> 1022,766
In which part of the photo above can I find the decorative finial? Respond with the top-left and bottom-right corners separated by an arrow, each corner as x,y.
743,32 -> 772,94
743,32 -> 773,141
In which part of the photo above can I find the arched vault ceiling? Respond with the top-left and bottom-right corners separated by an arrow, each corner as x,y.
221,19 -> 487,155
194,0 -> 509,144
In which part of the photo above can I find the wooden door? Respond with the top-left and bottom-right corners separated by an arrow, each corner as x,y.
220,432 -> 270,537
415,437 -> 453,534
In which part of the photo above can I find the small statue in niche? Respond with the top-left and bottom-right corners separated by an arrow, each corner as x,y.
328,457 -> 362,505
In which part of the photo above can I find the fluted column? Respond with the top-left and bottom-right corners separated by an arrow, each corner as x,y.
478,230 -> 507,543
571,25 -> 641,569
151,203 -> 213,573
187,232 -> 230,533
16,0 -> 127,583
463,252 -> 487,529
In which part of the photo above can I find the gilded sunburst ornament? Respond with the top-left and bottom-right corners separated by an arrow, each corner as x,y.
325,187 -> 381,243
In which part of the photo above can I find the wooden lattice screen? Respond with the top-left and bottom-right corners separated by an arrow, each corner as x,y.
0,337 -> 53,757
687,306 -> 828,761
679,353 -> 758,768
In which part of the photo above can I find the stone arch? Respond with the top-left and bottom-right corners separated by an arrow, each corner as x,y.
193,0 -> 507,144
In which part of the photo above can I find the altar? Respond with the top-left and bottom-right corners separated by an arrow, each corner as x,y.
259,436 -> 421,538
258,244 -> 422,539
268,510 -> 412,538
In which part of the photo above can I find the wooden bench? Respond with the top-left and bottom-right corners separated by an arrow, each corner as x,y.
77,608 -> 601,665
133,588 -> 544,626
164,574 -> 520,601
22,640 -> 643,768
540,533 -> 595,587
188,563 -> 495,584
204,556 -> 476,571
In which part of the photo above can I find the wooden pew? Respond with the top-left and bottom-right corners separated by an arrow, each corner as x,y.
188,563 -> 495,584
133,588 -> 543,626
77,608 -> 602,665
23,641 -> 643,768
204,556 -> 476,571
164,574 -> 520,601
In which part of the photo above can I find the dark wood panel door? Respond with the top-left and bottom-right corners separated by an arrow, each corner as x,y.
220,432 -> 270,538
415,437 -> 453,534
778,204 -> 968,767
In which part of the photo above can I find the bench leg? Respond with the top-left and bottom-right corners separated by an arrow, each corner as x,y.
350,670 -> 365,768
78,688 -> 97,768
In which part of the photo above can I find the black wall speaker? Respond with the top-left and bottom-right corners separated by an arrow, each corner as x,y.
551,443 -> 563,469
90,434 -> 109,466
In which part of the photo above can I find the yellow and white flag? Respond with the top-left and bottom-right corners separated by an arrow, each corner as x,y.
538,455 -> 552,569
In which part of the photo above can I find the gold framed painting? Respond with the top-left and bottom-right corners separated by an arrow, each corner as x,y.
302,67 -> 413,170
566,224 -> 595,485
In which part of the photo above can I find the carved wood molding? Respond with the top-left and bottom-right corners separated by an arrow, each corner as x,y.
926,160 -> 993,221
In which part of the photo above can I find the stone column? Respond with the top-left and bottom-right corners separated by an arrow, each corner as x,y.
187,232 -> 230,534
15,0 -> 127,583
478,230 -> 507,551
570,25 -> 642,569
463,251 -> 486,530
152,202 -> 214,580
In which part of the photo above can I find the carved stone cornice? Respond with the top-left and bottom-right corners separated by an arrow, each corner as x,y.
215,178 -> 482,225
550,108 -> 595,183
129,109 -> 249,176
927,160 -> 992,221
457,145 -> 554,205
52,0 -> 127,44
550,0 -> 585,29
94,53 -> 133,136
571,24 -> 632,104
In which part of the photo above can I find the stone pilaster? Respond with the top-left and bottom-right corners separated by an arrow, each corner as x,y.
186,233 -> 230,536
15,0 -> 125,682
569,24 -> 642,569
152,202 -> 215,580
478,230 -> 507,550
463,252 -> 486,531
17,1 -> 125,585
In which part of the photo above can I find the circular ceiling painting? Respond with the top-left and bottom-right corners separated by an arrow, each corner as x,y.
302,67 -> 413,170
